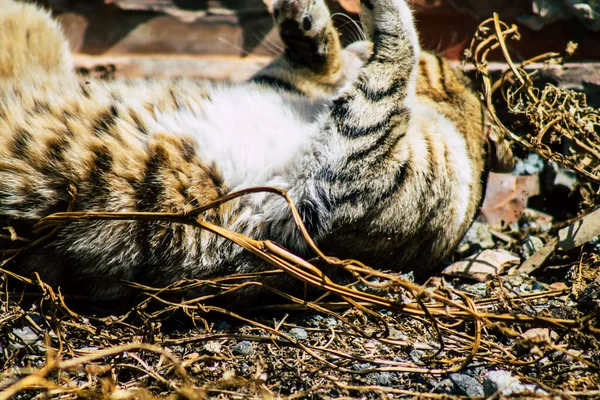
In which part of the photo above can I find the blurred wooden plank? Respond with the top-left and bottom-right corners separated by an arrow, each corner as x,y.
47,1 -> 600,61
73,54 -> 271,81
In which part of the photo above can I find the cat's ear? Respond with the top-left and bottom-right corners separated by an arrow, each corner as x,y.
486,121 -> 515,173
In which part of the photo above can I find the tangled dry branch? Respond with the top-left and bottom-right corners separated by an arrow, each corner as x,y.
1,183 -> 599,398
466,13 -> 600,185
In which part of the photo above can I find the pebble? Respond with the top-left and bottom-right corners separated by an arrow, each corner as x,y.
449,373 -> 484,397
547,161 -> 578,191
400,271 -> 415,282
590,236 -> 600,253
520,235 -> 544,259
512,153 -> 545,176
367,372 -> 394,386
231,341 -> 253,355
410,349 -> 426,363
433,379 -> 454,394
240,362 -> 250,373
456,221 -> 495,255
204,341 -> 221,354
577,277 -> 600,311
459,282 -> 488,299
289,328 -> 308,341
483,370 -> 546,396
13,327 -> 39,345
325,318 -> 338,327
483,370 -> 524,396
519,283 -> 533,294
352,363 -> 373,371
532,281 -> 546,292
309,315 -> 323,327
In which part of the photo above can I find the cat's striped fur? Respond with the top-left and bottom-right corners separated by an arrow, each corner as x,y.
0,0 -> 512,301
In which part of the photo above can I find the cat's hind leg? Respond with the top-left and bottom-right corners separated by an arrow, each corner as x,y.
310,0 -> 421,212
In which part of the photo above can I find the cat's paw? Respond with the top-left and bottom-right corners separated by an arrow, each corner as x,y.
271,0 -> 330,38
358,0 -> 418,53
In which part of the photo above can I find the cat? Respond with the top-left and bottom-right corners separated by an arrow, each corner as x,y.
0,0 -> 512,301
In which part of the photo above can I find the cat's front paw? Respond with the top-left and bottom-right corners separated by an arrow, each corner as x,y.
271,0 -> 330,38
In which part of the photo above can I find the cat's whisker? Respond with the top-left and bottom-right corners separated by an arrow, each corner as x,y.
331,12 -> 367,42
248,29 -> 284,56
335,18 -> 366,43
217,37 -> 259,58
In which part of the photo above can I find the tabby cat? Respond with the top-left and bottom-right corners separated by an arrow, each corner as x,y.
0,0 -> 512,301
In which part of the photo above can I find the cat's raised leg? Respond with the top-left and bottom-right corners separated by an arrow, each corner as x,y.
251,0 -> 344,96
259,0 -> 422,251
271,0 -> 421,244
317,0 -> 420,186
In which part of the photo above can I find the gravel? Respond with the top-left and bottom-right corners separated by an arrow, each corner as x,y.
288,328 -> 308,340
231,341 -> 253,355
483,370 -> 546,396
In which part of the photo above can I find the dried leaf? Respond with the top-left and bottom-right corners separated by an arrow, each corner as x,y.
480,173 -> 540,228
443,249 -> 520,281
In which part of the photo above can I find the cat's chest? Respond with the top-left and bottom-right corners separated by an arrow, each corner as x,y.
152,85 -> 326,191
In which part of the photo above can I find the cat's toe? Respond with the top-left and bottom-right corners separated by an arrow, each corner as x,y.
272,0 -> 330,37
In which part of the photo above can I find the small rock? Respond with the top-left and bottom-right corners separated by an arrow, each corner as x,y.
483,370 -> 545,396
549,282 -> 568,291
449,373 -> 484,397
325,318 -> 338,327
520,235 -> 545,259
590,236 -> 600,253
483,370 -> 523,396
463,366 -> 486,378
512,153 -> 545,176
352,363 -> 373,371
367,372 -> 394,386
532,281 -> 546,291
577,277 -> 600,312
432,379 -> 454,394
240,362 -> 250,373
410,349 -> 426,363
459,282 -> 488,299
456,221 -> 495,255
547,161 -> 578,191
400,271 -> 415,282
231,341 -> 253,356
520,328 -> 558,344
7,342 -> 24,352
289,328 -> 308,341
519,283 -> 533,294
204,341 -> 221,354
13,327 -> 39,345
309,315 -> 324,327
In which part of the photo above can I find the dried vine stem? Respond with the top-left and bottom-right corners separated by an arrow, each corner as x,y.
1,183 -> 598,397
23,186 -> 591,331
466,13 -> 600,184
